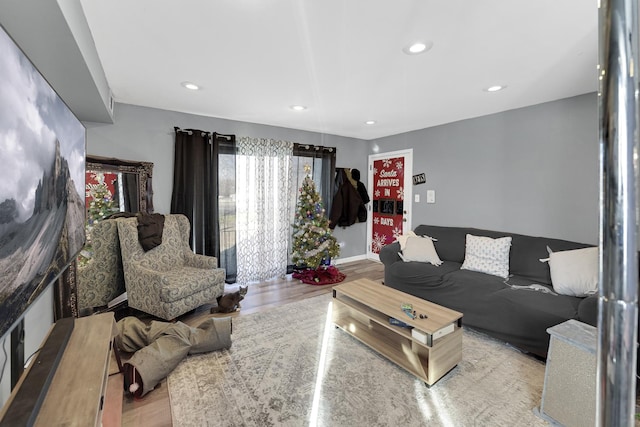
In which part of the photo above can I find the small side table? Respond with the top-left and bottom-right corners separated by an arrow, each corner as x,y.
537,319 -> 597,427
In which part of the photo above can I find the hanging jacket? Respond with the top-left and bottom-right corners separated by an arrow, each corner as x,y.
355,181 -> 370,222
329,169 -> 363,229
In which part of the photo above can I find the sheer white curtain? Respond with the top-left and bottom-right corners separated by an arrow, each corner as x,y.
236,137 -> 294,283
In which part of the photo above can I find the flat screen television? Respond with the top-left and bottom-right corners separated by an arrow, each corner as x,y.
0,22 -> 86,341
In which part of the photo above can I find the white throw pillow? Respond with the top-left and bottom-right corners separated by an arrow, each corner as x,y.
398,236 -> 443,265
544,247 -> 598,297
461,234 -> 512,278
395,231 -> 417,251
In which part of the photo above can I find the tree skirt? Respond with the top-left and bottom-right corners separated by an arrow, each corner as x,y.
293,265 -> 346,285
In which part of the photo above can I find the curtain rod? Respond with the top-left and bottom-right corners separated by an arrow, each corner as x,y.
174,127 -> 234,140
295,143 -> 335,152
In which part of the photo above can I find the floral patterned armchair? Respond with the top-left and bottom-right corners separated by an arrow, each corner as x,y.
77,219 -> 125,310
116,214 -> 225,320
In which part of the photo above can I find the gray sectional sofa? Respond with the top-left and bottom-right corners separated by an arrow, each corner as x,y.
379,224 -> 597,357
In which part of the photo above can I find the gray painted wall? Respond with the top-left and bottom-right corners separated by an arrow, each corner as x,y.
370,93 -> 598,245
85,102 -> 370,259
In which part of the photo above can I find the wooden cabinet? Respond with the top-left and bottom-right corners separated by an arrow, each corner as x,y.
0,313 -> 120,426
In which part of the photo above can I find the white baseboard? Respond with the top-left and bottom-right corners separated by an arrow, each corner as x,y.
334,254 -> 376,265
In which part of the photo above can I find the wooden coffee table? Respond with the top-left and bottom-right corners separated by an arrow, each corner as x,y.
332,278 -> 463,386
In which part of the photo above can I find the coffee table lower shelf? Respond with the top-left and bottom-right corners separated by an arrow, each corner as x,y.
331,292 -> 462,386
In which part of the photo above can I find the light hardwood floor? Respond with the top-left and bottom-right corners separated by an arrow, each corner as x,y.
118,259 -> 384,427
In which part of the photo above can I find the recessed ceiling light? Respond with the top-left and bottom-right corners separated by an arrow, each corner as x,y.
402,41 -> 434,55
484,85 -> 507,92
181,81 -> 200,90
290,105 -> 307,111
365,120 -> 376,125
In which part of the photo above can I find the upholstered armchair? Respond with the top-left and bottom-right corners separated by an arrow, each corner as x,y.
116,214 -> 225,320
77,219 -> 125,311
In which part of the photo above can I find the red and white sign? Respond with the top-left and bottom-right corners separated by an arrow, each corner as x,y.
85,171 -> 119,208
371,156 -> 405,254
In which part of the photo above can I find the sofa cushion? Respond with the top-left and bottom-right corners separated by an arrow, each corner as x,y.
442,269 -> 508,293
544,247 -> 598,297
159,267 -> 225,303
414,225 -> 470,263
399,236 -> 442,265
494,283 -> 581,319
461,234 -> 512,278
385,260 -> 461,289
488,285 -> 583,355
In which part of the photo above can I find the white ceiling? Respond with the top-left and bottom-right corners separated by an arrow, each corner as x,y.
79,0 -> 598,140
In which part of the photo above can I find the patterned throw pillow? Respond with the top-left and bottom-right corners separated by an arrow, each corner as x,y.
461,234 -> 512,278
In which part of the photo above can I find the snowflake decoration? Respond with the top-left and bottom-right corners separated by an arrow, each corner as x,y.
395,161 -> 403,171
373,216 -> 380,225
392,227 -> 402,240
374,189 -> 380,198
86,182 -> 112,201
373,167 -> 378,176
372,232 -> 387,253
396,186 -> 404,200
382,159 -> 392,168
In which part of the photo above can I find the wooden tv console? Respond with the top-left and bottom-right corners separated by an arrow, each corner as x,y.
0,313 -> 121,426
332,279 -> 463,386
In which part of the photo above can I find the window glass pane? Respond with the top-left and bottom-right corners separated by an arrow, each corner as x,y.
219,153 -> 236,281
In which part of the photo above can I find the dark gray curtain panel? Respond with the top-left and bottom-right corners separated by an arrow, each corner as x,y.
171,128 -> 236,281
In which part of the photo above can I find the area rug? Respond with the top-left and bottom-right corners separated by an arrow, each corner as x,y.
167,294 -> 548,427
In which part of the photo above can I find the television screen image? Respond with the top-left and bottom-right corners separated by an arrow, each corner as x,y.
0,24 -> 86,339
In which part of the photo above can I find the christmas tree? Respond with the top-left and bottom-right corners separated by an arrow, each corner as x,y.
291,166 -> 340,268
77,173 -> 119,266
